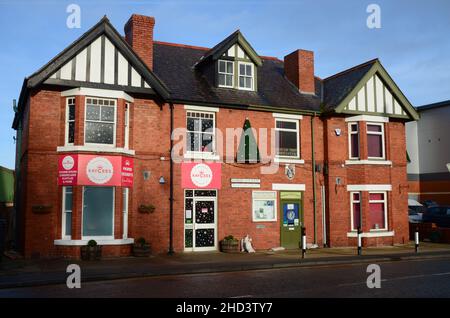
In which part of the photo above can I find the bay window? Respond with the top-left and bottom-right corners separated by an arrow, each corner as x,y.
82,186 -> 114,239
122,188 -> 129,239
186,111 -> 215,153
218,60 -> 234,88
367,123 -> 385,159
66,97 -> 76,145
350,192 -> 361,231
348,123 -> 359,159
275,119 -> 299,158
238,62 -> 254,90
62,186 -> 73,238
84,97 -> 116,146
369,192 -> 387,230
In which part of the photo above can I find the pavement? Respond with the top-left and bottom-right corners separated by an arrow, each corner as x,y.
1,241 -> 450,290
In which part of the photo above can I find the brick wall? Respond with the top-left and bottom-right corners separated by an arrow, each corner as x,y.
17,87 -> 410,258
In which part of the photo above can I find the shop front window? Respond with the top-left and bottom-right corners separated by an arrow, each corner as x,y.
82,186 -> 114,238
62,186 -> 73,238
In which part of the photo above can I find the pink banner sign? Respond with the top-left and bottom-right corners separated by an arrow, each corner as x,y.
58,154 -> 133,187
181,162 -> 221,189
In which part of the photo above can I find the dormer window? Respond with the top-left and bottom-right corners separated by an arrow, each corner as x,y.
218,60 -> 234,88
196,30 -> 262,92
238,62 -> 254,90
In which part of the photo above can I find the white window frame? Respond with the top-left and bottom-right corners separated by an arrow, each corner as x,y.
368,191 -> 388,231
122,188 -> 129,239
62,186 -> 73,239
65,97 -> 76,146
349,191 -> 361,231
218,60 -> 234,88
238,61 -> 254,91
252,191 -> 277,222
367,122 -> 385,160
124,102 -> 130,149
274,118 -> 300,159
185,111 -> 216,156
81,186 -> 115,241
348,122 -> 360,160
84,97 -> 117,147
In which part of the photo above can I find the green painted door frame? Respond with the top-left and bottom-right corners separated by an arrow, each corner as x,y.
280,192 -> 303,249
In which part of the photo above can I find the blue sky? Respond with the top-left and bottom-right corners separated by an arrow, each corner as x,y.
0,0 -> 449,169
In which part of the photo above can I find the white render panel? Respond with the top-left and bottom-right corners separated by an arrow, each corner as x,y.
237,45 -> 245,58
385,87 -> 394,114
104,37 -> 115,84
357,86 -> 365,111
60,61 -> 72,80
227,45 -> 235,57
144,81 -> 151,88
366,76 -> 375,112
75,48 -> 87,82
89,37 -> 102,83
394,99 -> 402,115
348,97 -> 357,110
375,75 -> 384,113
131,67 -> 141,87
117,52 -> 128,86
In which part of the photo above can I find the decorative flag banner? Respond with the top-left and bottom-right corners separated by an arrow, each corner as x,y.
181,162 -> 221,189
58,154 -> 134,187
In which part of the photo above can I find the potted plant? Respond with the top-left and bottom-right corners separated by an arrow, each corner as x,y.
138,204 -> 155,214
220,235 -> 240,253
80,239 -> 102,261
133,237 -> 151,257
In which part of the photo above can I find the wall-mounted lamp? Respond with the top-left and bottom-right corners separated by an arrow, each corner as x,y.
159,176 -> 166,185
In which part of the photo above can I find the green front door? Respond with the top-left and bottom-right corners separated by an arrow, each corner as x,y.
280,192 -> 302,249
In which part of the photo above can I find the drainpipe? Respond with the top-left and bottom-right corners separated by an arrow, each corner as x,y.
168,102 -> 174,255
311,114 -> 317,245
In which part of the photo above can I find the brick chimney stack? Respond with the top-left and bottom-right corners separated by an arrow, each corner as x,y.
284,49 -> 315,94
124,14 -> 155,70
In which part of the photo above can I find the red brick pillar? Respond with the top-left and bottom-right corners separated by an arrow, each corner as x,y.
74,95 -> 85,146
115,187 -> 123,239
359,122 -> 367,160
116,99 -> 125,148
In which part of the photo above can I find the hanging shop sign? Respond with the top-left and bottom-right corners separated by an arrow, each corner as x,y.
58,154 -> 134,187
181,162 -> 221,189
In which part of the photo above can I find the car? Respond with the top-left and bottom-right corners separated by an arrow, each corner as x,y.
422,200 -> 438,208
408,199 -> 424,223
422,205 -> 450,228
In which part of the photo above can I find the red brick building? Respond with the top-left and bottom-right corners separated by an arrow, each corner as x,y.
12,14 -> 419,258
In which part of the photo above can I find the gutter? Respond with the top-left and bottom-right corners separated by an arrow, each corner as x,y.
311,114 -> 317,245
168,102 -> 175,255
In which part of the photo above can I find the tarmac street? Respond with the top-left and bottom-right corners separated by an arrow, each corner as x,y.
1,257 -> 450,298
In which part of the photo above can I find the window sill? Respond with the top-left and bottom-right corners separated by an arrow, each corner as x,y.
54,238 -> 134,246
274,158 -> 305,164
57,145 -> 135,156
346,231 -> 394,238
345,160 -> 392,166
184,152 -> 220,161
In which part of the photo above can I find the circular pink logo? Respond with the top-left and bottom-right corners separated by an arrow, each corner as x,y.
62,156 -> 75,170
190,163 -> 213,188
86,157 -> 114,184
